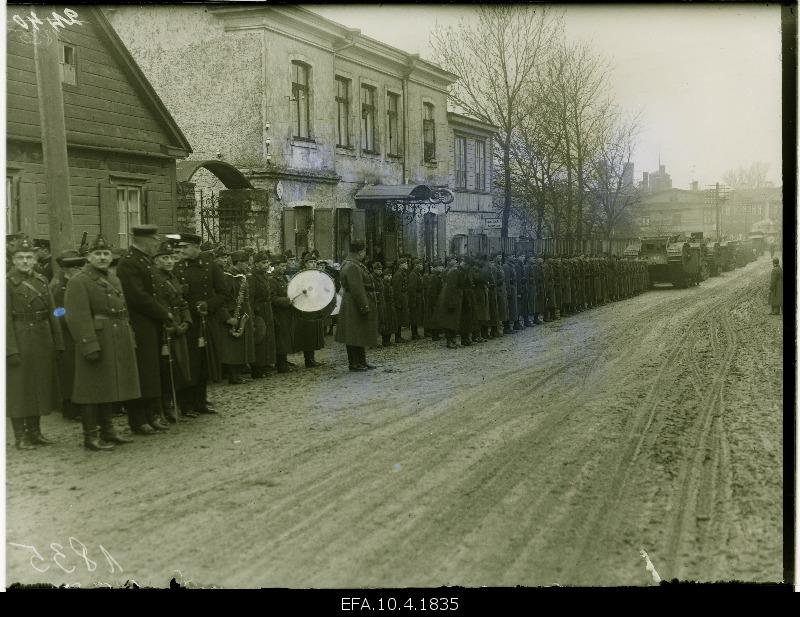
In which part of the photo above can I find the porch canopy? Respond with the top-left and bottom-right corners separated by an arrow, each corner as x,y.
354,184 -> 454,223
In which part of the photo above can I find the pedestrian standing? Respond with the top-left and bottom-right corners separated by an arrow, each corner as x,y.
291,255 -> 328,368
408,258 -> 425,340
250,250 -> 277,377
769,257 -> 783,315
6,237 -> 65,449
49,249 -> 87,421
220,251 -> 256,383
64,236 -> 137,450
116,225 -> 175,434
268,254 -> 296,373
392,257 -> 410,343
335,241 -> 378,371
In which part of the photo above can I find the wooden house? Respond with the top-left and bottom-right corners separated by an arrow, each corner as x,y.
6,6 -> 192,249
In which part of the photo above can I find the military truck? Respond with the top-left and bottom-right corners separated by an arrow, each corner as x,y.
639,235 -> 702,288
717,241 -> 736,272
687,232 -> 710,282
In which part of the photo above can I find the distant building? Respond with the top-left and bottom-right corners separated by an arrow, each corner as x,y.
639,164 -> 672,193
634,184 -> 782,240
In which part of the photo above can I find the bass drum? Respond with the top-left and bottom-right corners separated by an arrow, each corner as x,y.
287,269 -> 337,320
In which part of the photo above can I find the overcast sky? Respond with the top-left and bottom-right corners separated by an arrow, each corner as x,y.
307,3 -> 783,190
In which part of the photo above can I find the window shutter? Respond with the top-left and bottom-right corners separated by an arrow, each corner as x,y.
282,207 -> 296,255
100,184 -> 119,245
314,208 -> 333,260
18,181 -> 38,238
351,209 -> 365,244
142,188 -> 153,224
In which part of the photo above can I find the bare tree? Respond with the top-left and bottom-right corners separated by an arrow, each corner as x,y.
587,110 -> 642,244
722,161 -> 775,189
431,5 -> 563,238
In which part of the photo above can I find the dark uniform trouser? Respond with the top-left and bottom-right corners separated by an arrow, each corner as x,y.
346,345 -> 366,367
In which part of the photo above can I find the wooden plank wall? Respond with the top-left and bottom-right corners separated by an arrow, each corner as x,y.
7,18 -> 175,154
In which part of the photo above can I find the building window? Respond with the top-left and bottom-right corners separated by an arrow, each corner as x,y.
423,103 -> 436,162
117,186 -> 141,248
640,215 -> 650,227
387,92 -> 402,156
6,177 -> 17,232
671,212 -> 681,227
291,61 -> 311,139
335,76 -> 350,148
454,136 -> 466,188
703,209 -> 714,224
60,43 -> 76,85
361,85 -> 376,153
475,140 -> 486,191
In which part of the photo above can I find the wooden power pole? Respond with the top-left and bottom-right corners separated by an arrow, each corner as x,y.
32,22 -> 73,261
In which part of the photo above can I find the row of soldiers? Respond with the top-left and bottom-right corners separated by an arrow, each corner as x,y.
370,253 -> 650,347
6,226 -> 335,452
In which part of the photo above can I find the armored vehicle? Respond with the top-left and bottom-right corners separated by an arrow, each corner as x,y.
639,235 -> 702,288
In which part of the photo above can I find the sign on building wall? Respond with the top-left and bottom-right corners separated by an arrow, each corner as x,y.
484,218 -> 502,229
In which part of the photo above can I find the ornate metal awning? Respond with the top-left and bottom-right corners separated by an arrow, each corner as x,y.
354,184 -> 454,223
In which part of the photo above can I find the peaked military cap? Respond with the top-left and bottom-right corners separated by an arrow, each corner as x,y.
253,250 -> 269,264
88,235 -> 112,252
270,253 -> 287,265
154,241 -> 174,257
111,248 -> 125,265
56,249 -> 86,268
8,237 -> 35,255
131,224 -> 160,237
181,233 -> 202,245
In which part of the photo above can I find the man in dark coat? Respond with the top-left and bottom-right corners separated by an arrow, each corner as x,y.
769,257 -> 783,314
502,256 -> 519,332
219,251 -> 256,383
65,235 -> 138,450
6,237 -> 65,450
174,233 -> 226,415
372,261 -> 392,347
291,255 -> 328,368
425,261 -> 445,341
433,257 -> 464,349
49,249 -> 86,421
471,256 -> 490,341
250,251 -> 277,377
407,258 -> 425,340
533,256 -> 545,323
116,225 -> 175,435
391,257 -> 410,343
489,253 -> 508,335
481,254 -> 500,336
152,242 -> 192,423
268,254 -> 296,373
335,241 -> 378,371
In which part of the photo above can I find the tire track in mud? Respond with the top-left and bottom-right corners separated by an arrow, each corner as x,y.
562,266 -> 759,584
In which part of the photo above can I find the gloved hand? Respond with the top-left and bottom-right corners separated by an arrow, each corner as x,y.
7,353 -> 22,366
85,350 -> 101,363
359,305 -> 370,315
177,322 -> 190,335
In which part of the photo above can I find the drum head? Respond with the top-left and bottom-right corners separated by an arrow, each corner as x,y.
287,269 -> 336,314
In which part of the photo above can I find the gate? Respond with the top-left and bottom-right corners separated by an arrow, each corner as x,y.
196,188 -> 269,250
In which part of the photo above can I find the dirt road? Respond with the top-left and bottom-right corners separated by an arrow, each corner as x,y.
6,256 -> 784,587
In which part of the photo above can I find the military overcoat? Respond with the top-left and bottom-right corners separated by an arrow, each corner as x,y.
251,270 -> 277,367
335,258 -> 378,348
7,270 -> 64,417
49,271 -> 76,403
64,265 -> 140,404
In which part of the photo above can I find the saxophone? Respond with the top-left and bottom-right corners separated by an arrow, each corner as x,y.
229,273 -> 249,338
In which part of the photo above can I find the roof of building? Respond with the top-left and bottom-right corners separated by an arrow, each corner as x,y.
95,7 -> 192,156
447,111 -> 500,133
208,4 -> 459,85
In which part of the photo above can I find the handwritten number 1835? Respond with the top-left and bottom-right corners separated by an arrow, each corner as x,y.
12,9 -> 82,32
9,538 -> 122,574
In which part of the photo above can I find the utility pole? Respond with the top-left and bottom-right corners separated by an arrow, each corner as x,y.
32,21 -> 73,262
704,183 -> 730,242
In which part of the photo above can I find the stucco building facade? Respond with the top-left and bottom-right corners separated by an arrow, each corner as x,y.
106,4 -> 510,262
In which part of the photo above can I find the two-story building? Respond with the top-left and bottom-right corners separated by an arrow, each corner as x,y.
106,4 -> 509,262
6,5 -> 192,249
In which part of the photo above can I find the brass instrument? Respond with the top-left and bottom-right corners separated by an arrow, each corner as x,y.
229,273 -> 249,338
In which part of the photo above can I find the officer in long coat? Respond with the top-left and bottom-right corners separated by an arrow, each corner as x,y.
372,261 -> 391,347
291,255 -> 329,368
268,254 -> 296,373
152,242 -> 192,424
425,261 -> 445,341
503,257 -> 519,331
471,256 -> 490,341
250,251 -> 277,377
391,257 -> 410,343
335,241 -> 378,371
49,249 -> 86,421
480,255 -> 500,337
433,257 -> 466,348
65,235 -> 137,450
489,254 -> 507,334
116,225 -> 177,434
513,257 -> 529,328
407,259 -> 425,340
382,265 -> 399,345
543,256 -> 558,321
769,258 -> 783,314
174,233 -> 225,415
533,257 -> 546,323
7,237 -> 65,449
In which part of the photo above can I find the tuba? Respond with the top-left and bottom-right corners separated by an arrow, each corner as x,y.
229,273 -> 249,338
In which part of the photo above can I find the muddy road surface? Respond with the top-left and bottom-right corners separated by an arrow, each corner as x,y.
6,256 -> 783,587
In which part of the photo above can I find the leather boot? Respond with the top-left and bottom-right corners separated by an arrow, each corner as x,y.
82,406 -> 113,451
503,322 -> 513,334
382,334 -> 392,347
490,325 -> 500,338
411,325 -> 420,340
481,326 -> 490,339
148,400 -> 170,431
460,333 -> 473,346
27,416 -> 55,445
11,417 -> 35,450
99,404 -> 133,444
227,365 -> 246,385
513,321 -> 523,331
